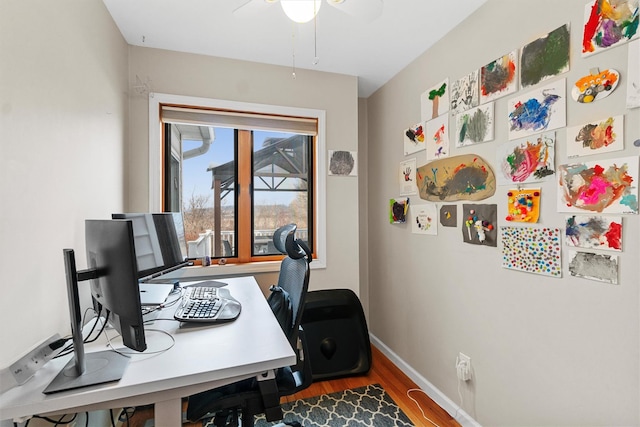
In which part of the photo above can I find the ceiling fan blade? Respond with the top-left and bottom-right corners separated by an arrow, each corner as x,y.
233,0 -> 277,17
326,0 -> 383,22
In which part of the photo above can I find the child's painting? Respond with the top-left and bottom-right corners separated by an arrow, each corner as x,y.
462,204 -> 497,246
568,250 -> 618,284
404,123 -> 425,156
520,23 -> 571,89
425,114 -> 450,161
450,70 -> 479,115
565,215 -> 622,251
501,226 -> 562,277
508,79 -> 566,140
571,68 -> 619,103
628,39 -> 640,109
505,188 -> 541,223
582,0 -> 639,57
440,205 -> 457,227
455,102 -> 494,148
411,203 -> 438,235
390,198 -> 409,224
399,158 -> 417,196
417,154 -> 496,202
421,79 -> 449,121
328,150 -> 357,176
480,50 -> 518,104
557,156 -> 639,214
497,132 -> 556,185
566,115 -> 624,158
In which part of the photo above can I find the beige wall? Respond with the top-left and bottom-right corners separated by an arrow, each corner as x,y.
365,0 -> 640,425
0,0 -> 129,367
126,47 -> 360,294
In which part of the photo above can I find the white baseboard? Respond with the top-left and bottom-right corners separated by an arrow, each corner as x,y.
369,334 -> 481,427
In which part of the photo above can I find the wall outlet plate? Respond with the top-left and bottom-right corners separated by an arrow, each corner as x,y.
7,333 -> 64,386
456,352 -> 472,381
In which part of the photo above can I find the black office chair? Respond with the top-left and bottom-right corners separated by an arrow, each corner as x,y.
186,224 -> 312,427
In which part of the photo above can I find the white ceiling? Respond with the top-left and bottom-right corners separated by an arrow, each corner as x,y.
102,0 -> 487,98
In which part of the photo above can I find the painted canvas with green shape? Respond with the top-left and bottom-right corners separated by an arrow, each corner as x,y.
520,23 -> 570,89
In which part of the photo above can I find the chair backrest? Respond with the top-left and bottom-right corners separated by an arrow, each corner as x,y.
271,224 -> 311,349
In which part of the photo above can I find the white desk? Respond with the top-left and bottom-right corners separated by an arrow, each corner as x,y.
0,277 -> 296,426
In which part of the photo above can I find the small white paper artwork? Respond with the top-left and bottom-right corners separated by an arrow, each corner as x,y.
566,115 -> 624,158
411,203 -> 438,235
399,158 -> 417,196
425,114 -> 450,161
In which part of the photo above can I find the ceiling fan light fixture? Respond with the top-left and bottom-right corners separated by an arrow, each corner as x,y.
280,0 -> 322,23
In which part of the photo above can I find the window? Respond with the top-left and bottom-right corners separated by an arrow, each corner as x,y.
149,94 -> 326,270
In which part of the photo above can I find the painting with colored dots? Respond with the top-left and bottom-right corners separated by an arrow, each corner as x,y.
506,188 -> 541,223
462,204 -> 497,246
501,226 -> 562,277
411,203 -> 438,235
557,155 -> 639,214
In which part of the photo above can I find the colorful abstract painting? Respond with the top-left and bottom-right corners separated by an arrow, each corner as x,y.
450,70 -> 479,115
508,79 -> 566,140
505,188 -> 541,223
417,154 -> 496,202
421,79 -> 449,121
404,123 -> 425,156
425,114 -> 450,161
462,204 -> 497,246
628,39 -> 640,108
501,226 -> 562,277
390,198 -> 409,224
399,158 -> 417,196
568,250 -> 618,284
496,132 -> 556,185
571,68 -> 619,103
565,215 -> 622,251
520,23 -> 571,89
455,102 -> 494,148
411,203 -> 438,235
582,0 -> 639,57
566,115 -> 624,158
557,156 -> 639,214
480,50 -> 518,103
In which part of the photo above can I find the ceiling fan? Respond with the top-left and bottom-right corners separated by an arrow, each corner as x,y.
234,0 -> 383,24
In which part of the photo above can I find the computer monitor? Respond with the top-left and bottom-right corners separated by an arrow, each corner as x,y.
44,219 -> 146,394
112,212 -> 188,281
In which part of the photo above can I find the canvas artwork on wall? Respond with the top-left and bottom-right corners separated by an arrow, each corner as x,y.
425,114 -> 450,160
557,155 -> 639,214
520,23 -> 570,89
565,215 -> 622,251
417,154 -> 496,202
508,79 -> 566,140
399,158 -> 417,196
328,150 -> 357,176
496,132 -> 556,186
505,188 -> 541,223
450,70 -> 479,115
568,250 -> 618,284
455,102 -> 494,148
480,50 -> 518,104
627,39 -> 640,109
411,203 -> 438,235
462,204 -> 497,246
501,226 -> 562,277
404,123 -> 425,156
390,198 -> 409,224
566,115 -> 624,158
582,0 -> 639,57
421,79 -> 450,121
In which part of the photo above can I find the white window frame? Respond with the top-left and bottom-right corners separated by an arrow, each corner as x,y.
148,93 -> 327,273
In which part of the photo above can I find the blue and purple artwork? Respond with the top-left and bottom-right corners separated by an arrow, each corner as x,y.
507,79 -> 566,140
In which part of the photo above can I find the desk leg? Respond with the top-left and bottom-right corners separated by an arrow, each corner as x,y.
154,397 -> 182,426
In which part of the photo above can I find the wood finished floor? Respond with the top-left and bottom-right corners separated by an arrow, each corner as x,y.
127,345 -> 460,427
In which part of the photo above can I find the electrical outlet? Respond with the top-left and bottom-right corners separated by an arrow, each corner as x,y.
9,334 -> 64,385
456,352 -> 472,381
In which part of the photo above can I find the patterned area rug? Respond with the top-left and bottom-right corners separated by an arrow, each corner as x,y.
203,383 -> 413,427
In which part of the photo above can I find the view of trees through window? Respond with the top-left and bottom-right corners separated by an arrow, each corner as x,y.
170,125 -> 312,260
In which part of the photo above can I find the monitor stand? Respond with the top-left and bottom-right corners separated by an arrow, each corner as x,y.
43,351 -> 128,394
